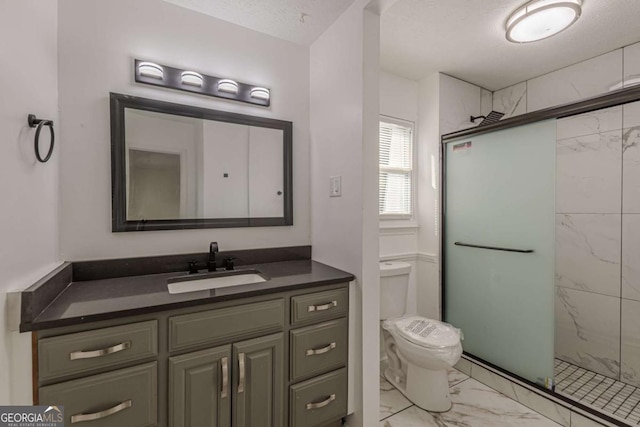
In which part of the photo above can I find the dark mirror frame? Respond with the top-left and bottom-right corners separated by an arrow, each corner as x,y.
110,92 -> 293,232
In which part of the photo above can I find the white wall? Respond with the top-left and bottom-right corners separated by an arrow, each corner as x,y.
493,42 -> 640,119
413,73 -> 492,320
310,2 -> 380,425
379,71 -> 420,314
0,0 -> 60,404
57,0 -> 311,260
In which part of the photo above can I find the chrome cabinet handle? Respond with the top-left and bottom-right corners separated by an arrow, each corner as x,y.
221,356 -> 229,399
71,399 -> 132,423
238,353 -> 246,394
306,342 -> 336,356
69,341 -> 131,360
307,301 -> 337,312
306,394 -> 335,410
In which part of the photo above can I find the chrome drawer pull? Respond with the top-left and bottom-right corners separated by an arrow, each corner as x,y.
71,399 -> 132,423
238,353 -> 246,394
69,341 -> 131,360
221,356 -> 229,399
307,301 -> 337,312
306,394 -> 335,410
306,342 -> 336,356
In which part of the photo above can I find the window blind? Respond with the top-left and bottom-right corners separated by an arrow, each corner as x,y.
379,120 -> 413,216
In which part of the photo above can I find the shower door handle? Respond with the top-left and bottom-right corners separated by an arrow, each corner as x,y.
454,242 -> 534,253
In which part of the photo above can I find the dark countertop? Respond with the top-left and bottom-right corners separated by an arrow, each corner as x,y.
25,259 -> 354,331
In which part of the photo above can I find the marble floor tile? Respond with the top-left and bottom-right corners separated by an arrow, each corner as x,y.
380,405 -> 440,426
454,358 -> 472,376
447,367 -> 468,387
555,287 -> 620,378
383,379 -> 562,427
571,411 -> 608,427
512,383 -> 571,427
555,214 -> 621,297
380,376 -> 412,421
556,130 -> 622,214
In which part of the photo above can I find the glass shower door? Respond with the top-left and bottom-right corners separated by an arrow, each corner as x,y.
444,120 -> 556,386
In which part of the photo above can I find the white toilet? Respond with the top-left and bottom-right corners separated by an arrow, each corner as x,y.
380,261 -> 463,412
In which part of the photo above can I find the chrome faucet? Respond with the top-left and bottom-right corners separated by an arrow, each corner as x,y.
208,242 -> 219,272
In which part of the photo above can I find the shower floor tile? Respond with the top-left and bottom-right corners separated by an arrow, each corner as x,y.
555,358 -> 640,424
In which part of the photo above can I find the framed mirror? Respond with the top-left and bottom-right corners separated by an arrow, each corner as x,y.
110,93 -> 293,231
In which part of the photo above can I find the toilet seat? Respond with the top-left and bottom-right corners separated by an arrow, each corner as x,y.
390,316 -> 460,349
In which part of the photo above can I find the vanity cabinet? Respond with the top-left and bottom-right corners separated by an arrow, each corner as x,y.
37,319 -> 159,427
288,288 -> 349,427
169,333 -> 283,427
34,282 -> 348,427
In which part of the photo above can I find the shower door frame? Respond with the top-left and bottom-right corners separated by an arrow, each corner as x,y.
439,84 -> 640,427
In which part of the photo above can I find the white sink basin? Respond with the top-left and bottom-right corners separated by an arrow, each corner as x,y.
167,270 -> 268,294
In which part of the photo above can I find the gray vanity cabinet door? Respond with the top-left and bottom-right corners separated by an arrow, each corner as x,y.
39,362 -> 157,427
169,345 -> 232,427
232,333 -> 284,427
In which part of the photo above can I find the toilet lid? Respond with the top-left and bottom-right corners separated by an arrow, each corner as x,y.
393,316 -> 460,348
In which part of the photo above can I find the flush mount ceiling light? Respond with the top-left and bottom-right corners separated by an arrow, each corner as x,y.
180,71 -> 203,87
506,0 -> 582,43
138,62 -> 164,79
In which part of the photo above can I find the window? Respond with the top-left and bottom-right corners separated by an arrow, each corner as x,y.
379,118 -> 414,218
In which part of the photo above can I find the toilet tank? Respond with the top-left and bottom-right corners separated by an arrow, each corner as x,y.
379,261 -> 411,320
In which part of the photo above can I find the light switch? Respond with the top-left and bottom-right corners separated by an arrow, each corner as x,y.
330,176 -> 342,197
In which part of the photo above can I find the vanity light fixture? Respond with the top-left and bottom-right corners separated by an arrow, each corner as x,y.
217,79 -> 239,94
250,87 -> 270,101
506,0 -> 582,43
134,59 -> 270,107
181,71 -> 204,87
138,62 -> 164,79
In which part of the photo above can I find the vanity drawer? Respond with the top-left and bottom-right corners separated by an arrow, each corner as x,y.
290,288 -> 348,326
290,318 -> 348,382
289,368 -> 347,427
169,299 -> 284,352
39,362 -> 157,427
38,320 -> 158,382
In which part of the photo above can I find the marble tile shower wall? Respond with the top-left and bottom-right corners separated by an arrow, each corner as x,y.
555,101 -> 640,390
492,42 -> 640,119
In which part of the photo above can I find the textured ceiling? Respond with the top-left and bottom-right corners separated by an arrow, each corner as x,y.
381,0 -> 640,91
163,0 -> 357,45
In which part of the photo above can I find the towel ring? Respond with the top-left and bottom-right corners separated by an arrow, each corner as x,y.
28,114 -> 55,163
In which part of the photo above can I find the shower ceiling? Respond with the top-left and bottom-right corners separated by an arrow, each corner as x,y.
381,0 -> 640,91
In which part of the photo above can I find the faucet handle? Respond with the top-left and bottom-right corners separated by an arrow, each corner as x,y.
210,242 -> 219,253
188,261 -> 200,274
224,257 -> 236,271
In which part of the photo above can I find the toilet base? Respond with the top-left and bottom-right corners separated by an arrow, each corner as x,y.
406,363 -> 452,412
385,364 -> 452,413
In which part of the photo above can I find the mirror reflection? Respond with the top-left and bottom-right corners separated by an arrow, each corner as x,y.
124,109 -> 285,221
111,93 -> 292,231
